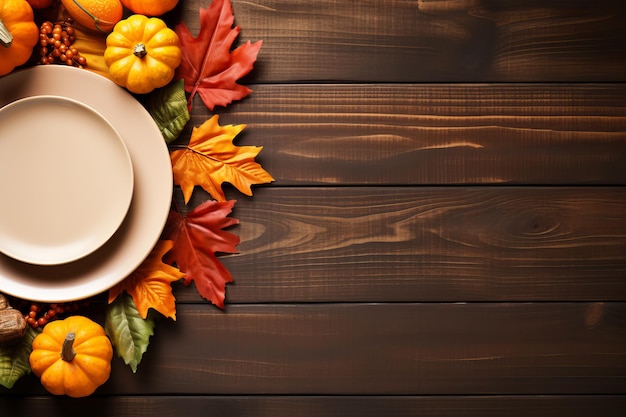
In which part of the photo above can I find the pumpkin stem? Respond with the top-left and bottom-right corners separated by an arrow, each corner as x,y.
61,332 -> 77,362
133,44 -> 147,58
0,20 -> 12,48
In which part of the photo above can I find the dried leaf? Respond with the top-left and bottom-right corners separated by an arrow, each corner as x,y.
170,114 -> 274,203
105,293 -> 155,373
108,240 -> 184,320
162,199 -> 239,309
175,0 -> 263,110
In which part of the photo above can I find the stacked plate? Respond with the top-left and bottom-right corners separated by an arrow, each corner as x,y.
0,65 -> 173,303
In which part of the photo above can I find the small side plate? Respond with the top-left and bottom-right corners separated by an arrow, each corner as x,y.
0,95 -> 134,265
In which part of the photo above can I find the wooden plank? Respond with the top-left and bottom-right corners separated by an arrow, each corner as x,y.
174,0 -> 626,82
76,302 -> 626,395
171,186 -> 626,303
2,395 -> 626,417
184,84 -> 626,185
9,303 -> 625,395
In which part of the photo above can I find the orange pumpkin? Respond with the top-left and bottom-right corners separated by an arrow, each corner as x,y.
120,0 -> 178,16
0,0 -> 39,76
60,0 -> 123,33
29,316 -> 113,398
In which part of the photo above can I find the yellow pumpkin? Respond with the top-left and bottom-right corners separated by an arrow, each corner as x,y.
0,0 -> 39,76
104,14 -> 182,94
29,315 -> 113,398
120,0 -> 179,16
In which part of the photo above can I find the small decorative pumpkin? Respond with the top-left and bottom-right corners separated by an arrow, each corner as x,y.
0,0 -> 39,76
120,0 -> 179,16
60,0 -> 123,33
104,14 -> 182,94
29,315 -> 113,398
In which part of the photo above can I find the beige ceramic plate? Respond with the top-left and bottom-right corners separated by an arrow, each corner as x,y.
0,95 -> 134,265
0,65 -> 173,302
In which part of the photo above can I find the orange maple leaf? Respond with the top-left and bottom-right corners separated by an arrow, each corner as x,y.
170,114 -> 274,203
108,240 -> 185,320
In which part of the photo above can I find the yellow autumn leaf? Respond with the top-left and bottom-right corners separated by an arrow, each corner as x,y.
108,240 -> 184,320
170,114 -> 274,202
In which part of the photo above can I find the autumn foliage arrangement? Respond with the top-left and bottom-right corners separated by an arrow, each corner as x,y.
0,0 -> 272,395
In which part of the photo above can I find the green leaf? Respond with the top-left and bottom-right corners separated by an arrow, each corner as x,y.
105,293 -> 155,373
0,327 -> 39,389
147,79 -> 191,143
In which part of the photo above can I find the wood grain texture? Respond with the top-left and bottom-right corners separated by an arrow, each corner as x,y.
173,0 -> 626,82
192,84 -> 626,185
8,303 -> 626,395
173,186 -> 626,303
3,395 -> 626,417
1,0 -> 624,413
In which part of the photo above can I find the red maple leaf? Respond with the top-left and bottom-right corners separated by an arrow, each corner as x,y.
175,0 -> 263,111
162,200 -> 240,309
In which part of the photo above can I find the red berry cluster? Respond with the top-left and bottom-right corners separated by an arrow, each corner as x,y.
38,19 -> 87,68
24,301 -> 89,329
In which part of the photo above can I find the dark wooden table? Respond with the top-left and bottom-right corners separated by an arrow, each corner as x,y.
2,0 -> 626,415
